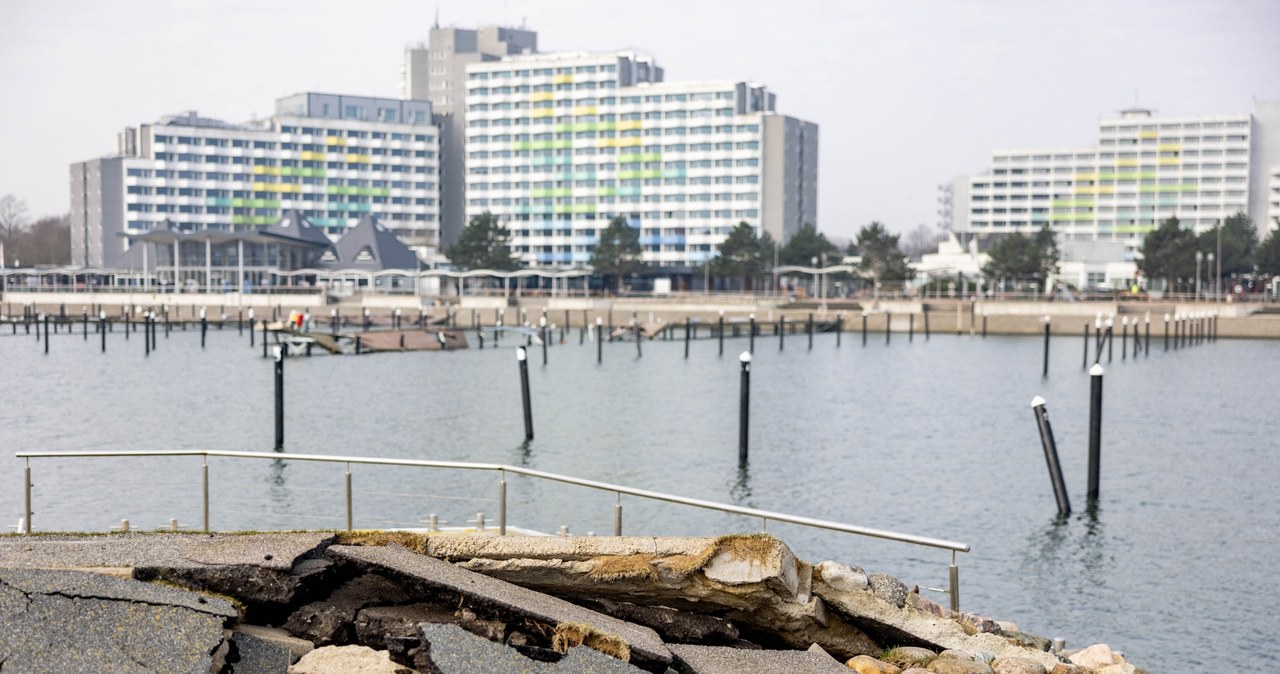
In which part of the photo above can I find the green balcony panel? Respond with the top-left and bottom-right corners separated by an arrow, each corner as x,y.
619,170 -> 641,180
597,187 -> 617,196
663,169 -> 686,178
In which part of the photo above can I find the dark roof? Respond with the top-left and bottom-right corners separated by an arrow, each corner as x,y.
261,211 -> 334,248
325,215 -> 420,270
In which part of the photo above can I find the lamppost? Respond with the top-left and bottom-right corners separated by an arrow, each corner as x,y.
811,256 -> 818,299
1195,251 -> 1203,301
1206,252 -> 1215,301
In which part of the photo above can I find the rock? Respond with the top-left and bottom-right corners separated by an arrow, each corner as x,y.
1097,665 -> 1136,674
846,654 -> 903,673
285,573 -> 412,645
939,650 -> 975,661
1048,665 -> 1086,674
1068,644 -> 1117,670
0,568 -> 234,674
414,622 -> 647,673
881,647 -> 938,669
906,593 -> 951,619
867,573 -> 908,608
958,614 -> 1002,636
701,536 -> 802,598
996,622 -> 1020,633
991,657 -> 1047,674
817,561 -> 868,593
669,644 -> 852,673
577,597 -> 740,645
354,603 -> 457,647
327,544 -> 672,671
287,644 -> 415,674
927,658 -> 994,674
903,670 -> 933,674
1003,630 -> 1051,652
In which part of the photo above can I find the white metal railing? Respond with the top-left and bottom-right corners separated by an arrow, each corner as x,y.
15,449 -> 970,610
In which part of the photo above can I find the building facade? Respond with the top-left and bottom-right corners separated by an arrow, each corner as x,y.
462,50 -> 817,268
403,25 -> 538,249
71,93 -> 440,268
945,101 -> 1280,265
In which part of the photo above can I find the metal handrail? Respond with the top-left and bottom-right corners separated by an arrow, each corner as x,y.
16,449 -> 970,608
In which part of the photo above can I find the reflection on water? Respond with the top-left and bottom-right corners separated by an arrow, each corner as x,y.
730,461 -> 753,505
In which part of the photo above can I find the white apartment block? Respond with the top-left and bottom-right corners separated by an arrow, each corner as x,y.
462,51 -> 817,268
72,93 -> 440,268
951,101 -> 1280,259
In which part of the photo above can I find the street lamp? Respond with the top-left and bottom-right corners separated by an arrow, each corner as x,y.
1195,251 -> 1203,301
1206,252 -> 1215,301
811,256 -> 818,299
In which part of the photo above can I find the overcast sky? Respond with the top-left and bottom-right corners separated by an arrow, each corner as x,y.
2,0 -> 1277,240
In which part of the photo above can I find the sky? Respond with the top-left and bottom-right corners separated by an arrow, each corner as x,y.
1,0 -> 1277,240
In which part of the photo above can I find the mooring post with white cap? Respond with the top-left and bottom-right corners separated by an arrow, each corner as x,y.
1105,318 -> 1114,363
539,316 -> 548,366
738,351 -> 751,463
1144,312 -> 1151,356
99,310 -> 107,353
1121,317 -> 1128,361
274,344 -> 287,450
1087,364 -> 1105,502
1082,322 -> 1089,369
1041,315 -> 1050,377
836,312 -> 844,347
718,309 -> 725,355
596,316 -> 603,364
200,306 -> 208,349
1031,396 -> 1071,517
748,313 -> 756,353
517,346 -> 533,441
861,311 -> 868,346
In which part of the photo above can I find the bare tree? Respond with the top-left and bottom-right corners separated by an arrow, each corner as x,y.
0,194 -> 30,245
902,222 -> 944,260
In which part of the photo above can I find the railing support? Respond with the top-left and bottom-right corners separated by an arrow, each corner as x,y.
201,458 -> 209,532
950,550 -> 960,612
499,472 -> 508,536
24,461 -> 32,534
345,463 -> 353,532
614,492 -> 622,536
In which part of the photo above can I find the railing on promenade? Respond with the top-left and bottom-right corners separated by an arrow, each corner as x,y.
14,448 -> 970,610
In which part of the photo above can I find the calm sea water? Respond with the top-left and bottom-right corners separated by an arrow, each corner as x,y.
2,320 -> 1276,672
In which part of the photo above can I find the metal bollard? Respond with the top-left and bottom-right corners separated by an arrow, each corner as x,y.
1031,397 -> 1071,517
738,351 -> 752,463
1087,364 -> 1105,502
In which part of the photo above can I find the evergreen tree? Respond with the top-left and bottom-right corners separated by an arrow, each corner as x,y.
1256,226 -> 1280,276
779,223 -> 838,266
590,215 -> 643,292
855,222 -> 912,281
711,222 -> 774,290
1137,216 -> 1196,289
445,211 -> 519,270
981,224 -> 1060,286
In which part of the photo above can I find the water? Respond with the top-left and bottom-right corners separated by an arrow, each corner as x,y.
2,322 -> 1277,671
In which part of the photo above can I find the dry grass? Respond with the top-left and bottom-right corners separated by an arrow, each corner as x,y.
334,530 -> 429,554
588,554 -> 659,582
552,622 -> 631,662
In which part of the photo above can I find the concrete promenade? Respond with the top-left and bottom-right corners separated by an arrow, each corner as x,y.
4,289 -> 1278,339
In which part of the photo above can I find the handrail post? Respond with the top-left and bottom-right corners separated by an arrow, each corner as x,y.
614,492 -> 622,536
24,459 -> 32,534
949,550 -> 960,613
345,462 -> 353,532
499,470 -> 507,536
201,456 -> 209,533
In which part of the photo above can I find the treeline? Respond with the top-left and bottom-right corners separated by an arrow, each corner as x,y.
1138,213 -> 1280,290
0,194 -> 70,266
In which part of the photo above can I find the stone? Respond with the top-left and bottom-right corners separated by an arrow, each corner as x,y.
413,622 -> 647,673
577,597 -> 740,645
881,647 -> 938,669
991,657 -> 1047,674
867,573 -> 908,608
939,650 -> 975,661
287,644 -> 415,674
906,593 -> 951,619
996,622 -> 1020,633
0,568 -> 233,674
327,544 -> 672,671
1068,644 -> 1117,670
285,573 -> 413,645
702,537 -> 802,598
1097,665 -> 1136,674
959,614 -> 1002,636
817,560 -> 869,593
903,670 -> 932,674
927,658 -> 994,674
354,603 -> 456,647
669,644 -> 852,673
846,654 -> 903,674
1048,665 -> 1086,674
1003,630 -> 1051,652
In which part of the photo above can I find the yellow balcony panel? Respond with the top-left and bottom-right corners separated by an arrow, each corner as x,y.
553,74 -> 574,84
617,120 -> 642,131
1073,186 -> 1096,194
1116,159 -> 1138,167
325,136 -> 347,146
1140,131 -> 1158,139
1157,144 -> 1181,152
1073,173 -> 1098,181
531,92 -> 554,102
617,137 -> 643,147
1158,157 -> 1180,166
345,153 -> 372,163
1096,186 -> 1115,194
532,109 -> 554,118
573,106 -> 597,116
596,138 -> 618,148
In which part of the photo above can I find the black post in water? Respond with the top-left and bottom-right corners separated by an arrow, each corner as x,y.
238,310 -> 243,335
1121,318 -> 1127,361
684,317 -> 691,358
355,335 -> 362,355
1087,364 -> 1105,502
43,314 -> 49,354
982,313 -> 987,338
200,308 -> 208,349
83,309 -> 88,340
718,311 -> 725,356
151,313 -> 158,352
1106,321 -> 1113,363
274,344 -> 286,450
262,321 -> 269,359
909,313 -> 914,342
885,312 -> 891,345
861,312 -> 868,346
1163,314 -> 1169,351
1082,323 -> 1089,369
748,314 -> 756,353
99,312 -> 106,353
540,318 -> 548,366
1031,397 -> 1072,517
144,315 -> 151,356
923,305 -> 931,340
779,317 -> 785,351
836,313 -> 843,347
596,317 -> 603,364
1144,315 -> 1151,356
1042,317 -> 1050,377
164,308 -> 169,338
633,322 -> 642,358
517,347 -> 533,441
738,351 -> 751,464
807,313 -> 814,350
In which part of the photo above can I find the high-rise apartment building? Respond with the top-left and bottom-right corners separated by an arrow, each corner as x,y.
462,50 -> 817,268
944,101 -> 1280,262
403,25 -> 538,249
71,93 -> 440,268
